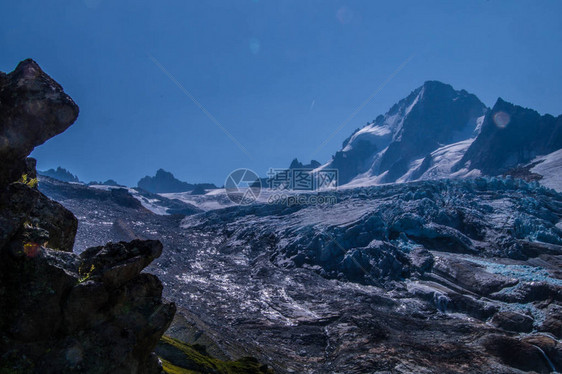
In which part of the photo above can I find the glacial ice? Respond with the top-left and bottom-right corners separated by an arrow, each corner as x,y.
181,177 -> 562,286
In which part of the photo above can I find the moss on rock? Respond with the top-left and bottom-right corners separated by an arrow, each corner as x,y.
157,335 -> 273,374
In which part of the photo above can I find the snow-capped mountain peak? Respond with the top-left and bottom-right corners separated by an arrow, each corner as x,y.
324,80 -> 488,185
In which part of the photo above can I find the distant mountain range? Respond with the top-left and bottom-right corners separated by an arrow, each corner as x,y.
40,81 -> 562,194
39,167 -> 219,194
137,168 -> 218,194
315,81 -> 562,190
38,167 -> 123,187
38,167 -> 80,183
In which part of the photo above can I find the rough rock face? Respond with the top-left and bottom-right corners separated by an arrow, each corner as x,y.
0,59 -> 175,373
0,59 -> 79,186
457,97 -> 562,175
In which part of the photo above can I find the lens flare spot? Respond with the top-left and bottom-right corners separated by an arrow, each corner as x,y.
337,6 -> 354,25
249,38 -> 261,55
493,111 -> 510,129
23,242 -> 40,258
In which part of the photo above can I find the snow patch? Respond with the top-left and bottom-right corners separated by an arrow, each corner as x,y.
530,149 -> 562,192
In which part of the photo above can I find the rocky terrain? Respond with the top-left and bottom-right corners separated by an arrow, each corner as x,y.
38,172 -> 562,373
0,60 -> 175,373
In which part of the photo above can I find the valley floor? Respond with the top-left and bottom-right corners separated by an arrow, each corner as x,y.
39,176 -> 562,373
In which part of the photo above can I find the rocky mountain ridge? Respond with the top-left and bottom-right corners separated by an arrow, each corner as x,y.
138,169 -> 218,194
317,81 -> 561,189
457,97 -> 562,175
38,166 -> 80,183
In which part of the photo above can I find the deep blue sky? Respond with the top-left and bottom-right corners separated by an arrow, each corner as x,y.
2,1 -> 561,186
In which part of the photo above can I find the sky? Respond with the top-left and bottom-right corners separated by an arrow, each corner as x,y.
1,0 -> 561,186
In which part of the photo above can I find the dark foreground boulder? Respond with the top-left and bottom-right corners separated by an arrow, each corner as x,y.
0,59 -> 79,187
0,239 -> 175,373
0,59 -> 175,373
